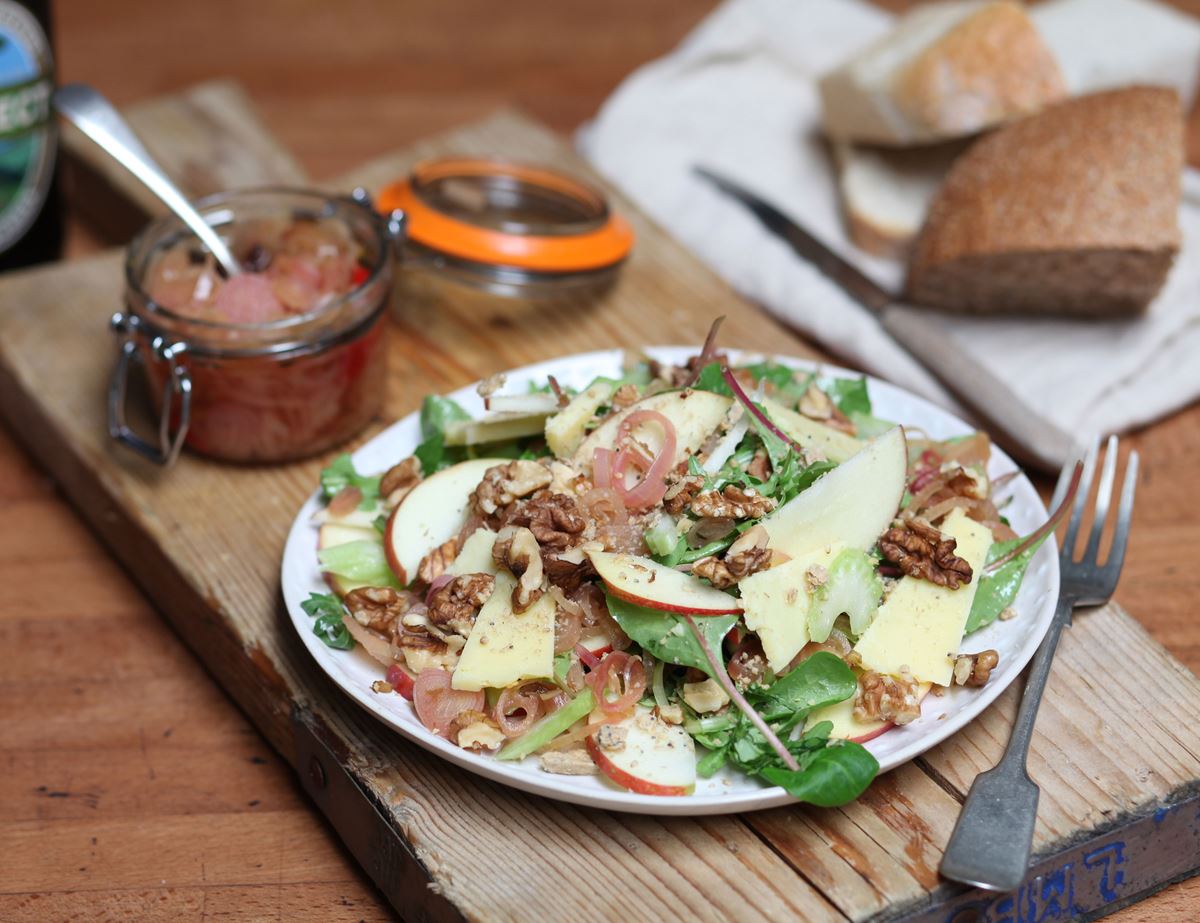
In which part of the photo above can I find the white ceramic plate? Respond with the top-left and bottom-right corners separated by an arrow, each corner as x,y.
281,347 -> 1058,816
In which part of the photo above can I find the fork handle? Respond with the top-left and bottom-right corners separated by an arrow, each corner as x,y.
1000,595 -> 1073,773
939,596 -> 1074,891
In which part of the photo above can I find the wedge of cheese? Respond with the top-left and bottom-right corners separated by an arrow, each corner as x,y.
444,411 -> 552,447
760,396 -> 864,464
545,380 -> 614,458
451,572 -> 555,691
446,527 -> 498,577
739,545 -> 842,673
853,509 -> 991,686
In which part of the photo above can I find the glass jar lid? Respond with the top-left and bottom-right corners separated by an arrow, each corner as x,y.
376,158 -> 634,293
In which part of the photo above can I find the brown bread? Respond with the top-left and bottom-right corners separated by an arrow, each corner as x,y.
906,87 -> 1183,316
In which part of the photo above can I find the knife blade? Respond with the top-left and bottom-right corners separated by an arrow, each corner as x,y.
693,166 -> 895,316
692,165 -> 1070,470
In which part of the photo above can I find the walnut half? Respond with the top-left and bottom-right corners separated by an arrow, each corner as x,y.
380,456 -> 422,505
472,460 -> 553,523
953,650 -> 999,687
854,670 -> 922,726
345,586 -> 412,634
427,573 -> 496,636
880,519 -> 973,589
493,525 -> 546,612
689,484 -> 777,520
692,544 -> 771,589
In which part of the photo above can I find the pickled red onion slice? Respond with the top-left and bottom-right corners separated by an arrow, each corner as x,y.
720,365 -> 805,457
425,573 -> 455,606
593,448 -> 614,489
611,409 -> 676,510
412,668 -> 485,739
494,682 -> 548,738
586,651 -> 646,715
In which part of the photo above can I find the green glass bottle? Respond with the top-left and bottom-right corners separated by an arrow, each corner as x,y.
0,0 -> 60,271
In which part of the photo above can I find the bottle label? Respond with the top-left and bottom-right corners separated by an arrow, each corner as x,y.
0,1 -> 54,251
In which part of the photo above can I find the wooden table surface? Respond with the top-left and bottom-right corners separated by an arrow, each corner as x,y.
3,2 -> 1198,920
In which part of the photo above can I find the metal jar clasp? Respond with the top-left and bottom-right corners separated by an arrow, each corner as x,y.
108,312 -> 192,466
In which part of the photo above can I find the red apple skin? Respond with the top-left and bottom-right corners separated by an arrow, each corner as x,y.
382,505 -> 408,584
837,686 -> 931,744
602,581 -> 742,616
849,722 -> 894,744
585,736 -> 694,797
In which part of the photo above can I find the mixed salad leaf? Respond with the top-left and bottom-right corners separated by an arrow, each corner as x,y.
301,591 -> 355,650
320,454 -> 381,510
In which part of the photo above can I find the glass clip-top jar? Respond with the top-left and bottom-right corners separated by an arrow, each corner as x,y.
377,157 -> 634,299
112,188 -> 403,465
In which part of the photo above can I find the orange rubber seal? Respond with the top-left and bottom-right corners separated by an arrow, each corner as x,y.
376,159 -> 634,274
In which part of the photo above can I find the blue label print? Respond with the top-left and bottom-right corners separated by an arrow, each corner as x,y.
0,1 -> 53,249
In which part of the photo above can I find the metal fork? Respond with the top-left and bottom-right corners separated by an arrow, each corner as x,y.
939,436 -> 1139,893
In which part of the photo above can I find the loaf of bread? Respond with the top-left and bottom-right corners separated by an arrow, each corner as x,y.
818,0 -> 1066,146
907,87 -> 1182,317
834,140 -> 966,259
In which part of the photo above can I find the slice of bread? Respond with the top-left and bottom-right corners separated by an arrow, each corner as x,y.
907,87 -> 1182,317
835,140 -> 966,260
819,0 -> 1066,146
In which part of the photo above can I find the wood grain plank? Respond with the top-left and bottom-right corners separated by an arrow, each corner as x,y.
0,812 -> 362,893
0,744 -> 294,823
0,883 -> 393,923
746,767 -> 963,920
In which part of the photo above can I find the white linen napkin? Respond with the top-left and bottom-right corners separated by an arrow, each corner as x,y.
578,0 -> 1200,468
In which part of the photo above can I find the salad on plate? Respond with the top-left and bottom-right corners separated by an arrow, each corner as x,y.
301,323 -> 1072,806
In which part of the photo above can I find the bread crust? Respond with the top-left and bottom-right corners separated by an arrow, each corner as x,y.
895,2 -> 1066,138
907,87 -> 1183,316
819,1 -> 1066,145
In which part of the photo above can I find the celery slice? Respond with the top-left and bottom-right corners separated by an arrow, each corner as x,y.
496,688 -> 596,762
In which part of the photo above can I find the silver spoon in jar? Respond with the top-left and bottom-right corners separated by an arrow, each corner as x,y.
53,83 -> 242,277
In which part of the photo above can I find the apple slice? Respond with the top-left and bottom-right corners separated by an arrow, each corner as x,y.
384,457 -> 506,584
763,425 -> 907,560
804,682 -> 932,743
588,551 -> 742,615
586,707 -> 696,796
577,629 -> 613,658
317,521 -> 381,597
759,396 -> 864,464
572,389 -> 732,473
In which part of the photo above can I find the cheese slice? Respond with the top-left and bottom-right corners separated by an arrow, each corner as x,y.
739,545 -> 842,673
760,396 -> 864,463
545,380 -> 614,458
451,572 -> 555,691
853,509 -> 991,685
447,527 -> 498,577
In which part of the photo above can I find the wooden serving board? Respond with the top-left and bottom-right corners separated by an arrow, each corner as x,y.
2,84 -> 1198,922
